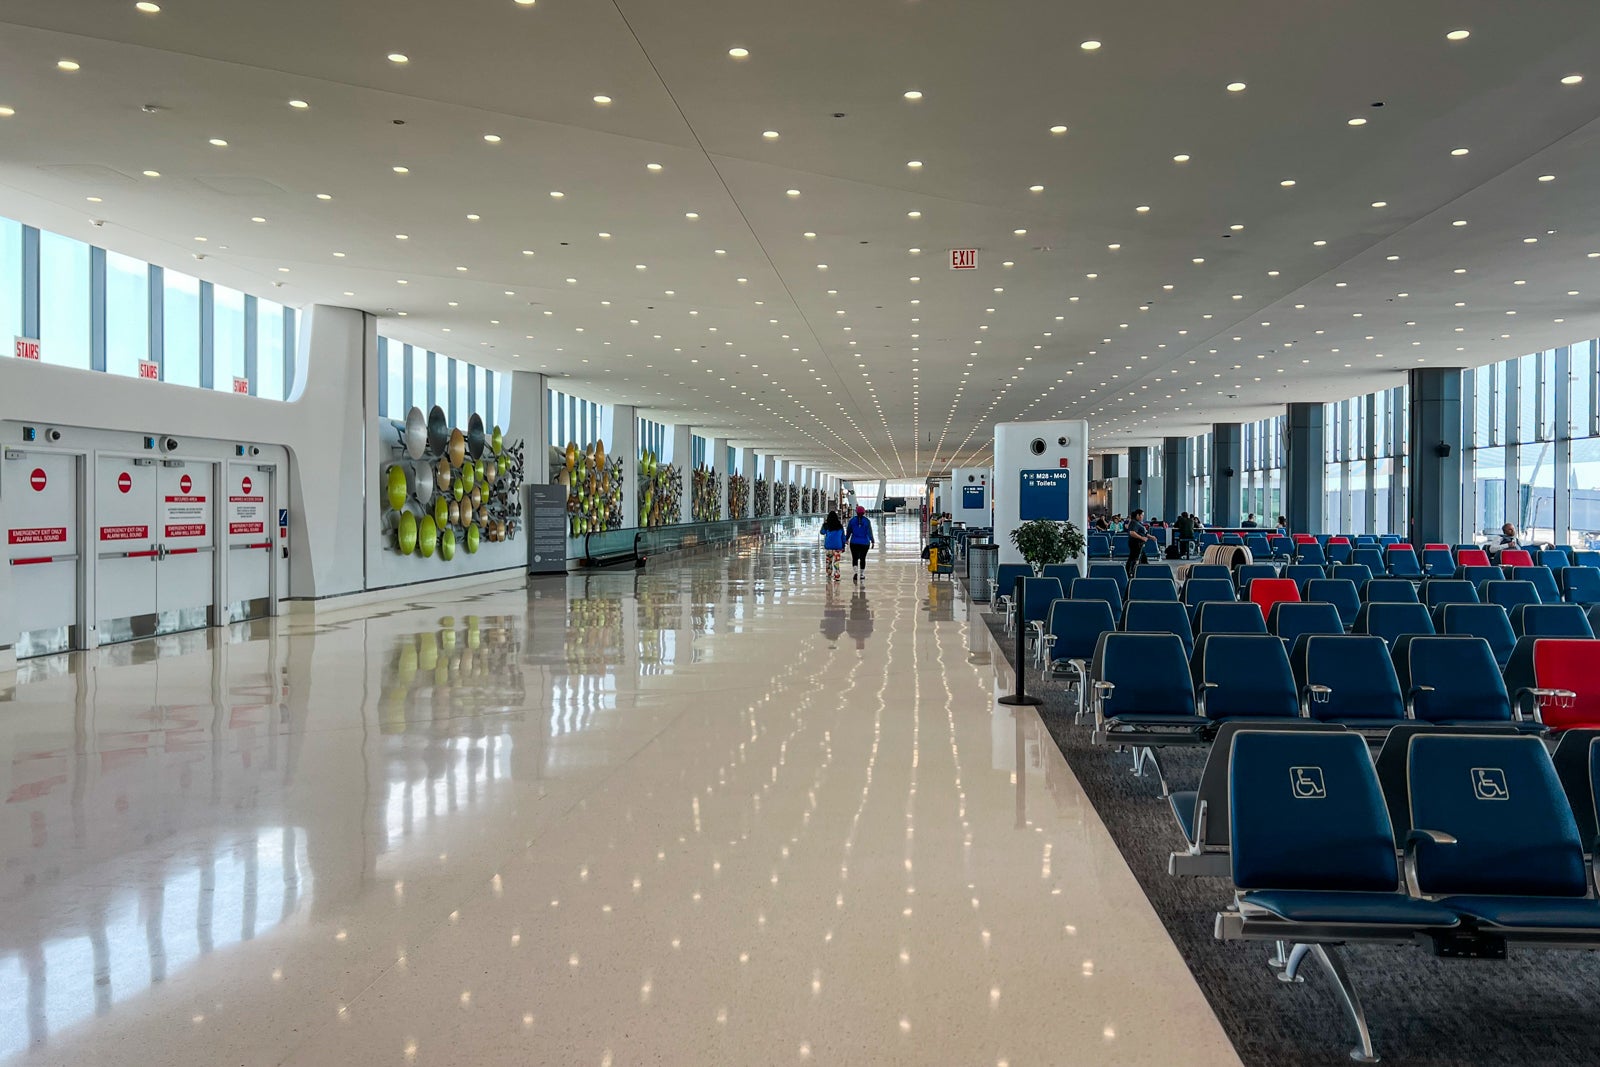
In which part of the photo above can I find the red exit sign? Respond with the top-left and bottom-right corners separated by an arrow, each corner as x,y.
949,249 -> 977,270
14,336 -> 40,360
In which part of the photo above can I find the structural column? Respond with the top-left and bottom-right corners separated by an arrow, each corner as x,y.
1284,402 -> 1325,535
1126,447 -> 1148,514
711,436 -> 731,521
761,453 -> 776,515
671,423 -> 694,523
608,405 -> 639,528
1161,437 -> 1189,519
738,447 -> 757,518
777,460 -> 791,514
1210,423 -> 1242,526
1406,368 -> 1464,546
504,371 -> 549,485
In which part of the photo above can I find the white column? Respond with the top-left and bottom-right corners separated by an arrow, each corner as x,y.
671,424 -> 694,523
504,371 -> 548,484
778,460 -> 791,515
712,437 -> 730,521
739,447 -> 757,518
761,453 -> 776,515
609,404 -> 638,528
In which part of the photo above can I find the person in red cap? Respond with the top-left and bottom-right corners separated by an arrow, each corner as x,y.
845,505 -> 876,582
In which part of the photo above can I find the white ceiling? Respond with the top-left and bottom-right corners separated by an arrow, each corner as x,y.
3,0 -> 1600,477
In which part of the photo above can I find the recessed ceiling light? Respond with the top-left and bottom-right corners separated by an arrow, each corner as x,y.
903,90 -> 923,101
135,1 -> 161,11
57,59 -> 80,71
514,0 -> 535,5
1446,29 -> 1471,41
250,216 -> 266,223
209,138 -> 229,147
592,95 -> 613,106
762,130 -> 779,139
289,99 -> 309,109
1561,74 -> 1583,85
392,165 -> 408,173
1538,174 -> 1555,182
1080,40 -> 1102,50
1027,184 -> 1045,193
484,133 -> 502,143
0,107 -> 13,118
646,162 -> 663,171
550,190 -> 564,198
1452,219 -> 1467,226
142,169 -> 159,177
316,192 -> 332,200
1280,179 -> 1296,187
395,233 -> 409,240
1013,228 -> 1027,235
1049,124 -> 1068,134
86,196 -> 102,203
786,189 -> 801,197
1172,153 -> 1191,163
685,211 -> 699,219
1371,200 -> 1387,207
1450,147 -> 1470,156
906,160 -> 922,169
907,210 -> 922,218
728,46 -> 749,58
387,53 -> 409,64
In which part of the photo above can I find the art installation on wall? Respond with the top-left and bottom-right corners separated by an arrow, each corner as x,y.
384,406 -> 523,559
692,465 -> 723,523
552,439 -> 623,537
638,449 -> 681,528
754,477 -> 770,517
728,472 -> 750,519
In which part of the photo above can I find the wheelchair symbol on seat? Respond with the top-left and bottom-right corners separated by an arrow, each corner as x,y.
1472,767 -> 1509,801
1290,766 -> 1326,799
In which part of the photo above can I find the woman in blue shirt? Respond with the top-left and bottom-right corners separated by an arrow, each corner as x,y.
846,506 -> 875,582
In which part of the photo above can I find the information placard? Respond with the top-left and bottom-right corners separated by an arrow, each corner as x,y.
961,484 -> 985,509
1018,468 -> 1071,521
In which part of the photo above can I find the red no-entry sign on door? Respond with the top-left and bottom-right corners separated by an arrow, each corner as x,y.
117,471 -> 132,493
29,468 -> 46,492
241,476 -> 252,495
179,474 -> 193,493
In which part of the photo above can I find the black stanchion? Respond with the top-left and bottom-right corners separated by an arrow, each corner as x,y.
998,572 -> 1042,707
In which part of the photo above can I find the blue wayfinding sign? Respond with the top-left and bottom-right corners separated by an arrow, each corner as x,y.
1018,468 -> 1071,520
962,484 -> 985,509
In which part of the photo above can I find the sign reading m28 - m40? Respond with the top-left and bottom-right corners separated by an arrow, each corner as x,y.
1018,468 -> 1071,521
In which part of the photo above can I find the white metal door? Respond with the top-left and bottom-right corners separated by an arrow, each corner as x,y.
95,454 -> 160,631
225,463 -> 273,621
5,450 -> 81,656
156,462 -> 214,629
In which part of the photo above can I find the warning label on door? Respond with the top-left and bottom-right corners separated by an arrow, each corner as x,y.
164,523 -> 206,538
99,525 -> 149,541
163,492 -> 208,539
229,522 -> 265,534
9,527 -> 66,545
229,492 -> 264,537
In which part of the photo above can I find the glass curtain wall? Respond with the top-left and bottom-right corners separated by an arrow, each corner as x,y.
1320,385 -> 1407,535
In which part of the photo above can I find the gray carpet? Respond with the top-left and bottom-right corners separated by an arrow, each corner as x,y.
978,604 -> 1600,1067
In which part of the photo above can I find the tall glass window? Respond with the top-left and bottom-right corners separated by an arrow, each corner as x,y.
163,269 -> 201,387
39,231 -> 91,369
411,347 -> 429,409
454,359 -> 469,424
433,352 -> 449,413
257,300 -> 286,401
1473,447 -> 1508,539
1571,341 -> 1595,438
0,219 -> 22,344
104,251 -> 149,378
1571,437 -> 1600,550
211,284 -> 246,391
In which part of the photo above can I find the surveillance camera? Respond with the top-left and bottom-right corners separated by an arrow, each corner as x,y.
90,219 -> 105,228
249,445 -> 262,456
1057,436 -> 1070,447
45,428 -> 63,443
159,436 -> 180,454
1029,438 -> 1047,456
193,253 -> 206,261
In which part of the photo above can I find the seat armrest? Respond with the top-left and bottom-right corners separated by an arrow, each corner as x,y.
1192,799 -> 1208,852
1092,680 -> 1114,726
1197,680 -> 1217,717
1040,633 -> 1058,649
1404,684 -> 1434,719
1403,828 -> 1458,898
1514,686 -> 1574,723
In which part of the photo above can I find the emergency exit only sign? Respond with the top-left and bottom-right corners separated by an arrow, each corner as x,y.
949,249 -> 977,270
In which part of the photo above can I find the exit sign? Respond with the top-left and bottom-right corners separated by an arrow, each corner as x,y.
138,360 -> 159,380
949,249 -> 977,270
233,377 -> 250,394
14,336 -> 40,361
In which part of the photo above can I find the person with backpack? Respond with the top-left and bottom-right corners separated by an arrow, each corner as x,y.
820,510 -> 846,582
846,505 -> 875,582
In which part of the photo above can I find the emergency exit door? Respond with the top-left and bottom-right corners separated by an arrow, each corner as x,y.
95,456 -> 215,643
5,450 -> 82,657
225,463 -> 274,621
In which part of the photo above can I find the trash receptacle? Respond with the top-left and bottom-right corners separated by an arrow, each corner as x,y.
967,543 -> 999,602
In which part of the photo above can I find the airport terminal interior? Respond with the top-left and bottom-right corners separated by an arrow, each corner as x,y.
6,2 -> 1600,1064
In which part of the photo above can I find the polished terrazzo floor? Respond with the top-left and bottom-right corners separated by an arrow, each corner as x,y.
0,518 -> 1239,1066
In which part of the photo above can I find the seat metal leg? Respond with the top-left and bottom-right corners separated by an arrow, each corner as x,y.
1278,942 -> 1310,982
1268,940 -> 1290,971
1310,944 -> 1380,1063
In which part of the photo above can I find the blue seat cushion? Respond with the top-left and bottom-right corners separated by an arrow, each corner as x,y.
1442,896 -> 1600,929
1243,890 -> 1460,926
1169,790 -> 1199,844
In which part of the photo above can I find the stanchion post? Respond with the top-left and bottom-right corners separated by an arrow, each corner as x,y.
998,572 -> 1043,707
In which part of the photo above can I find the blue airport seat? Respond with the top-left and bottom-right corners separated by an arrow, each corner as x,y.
1194,601 -> 1269,636
1221,533 -> 1244,546
1191,634 -> 1301,721
1042,562 -> 1081,587
1305,578 -> 1361,629
1040,598 -> 1118,715
1284,564 -> 1325,595
1398,635 -> 1524,725
1087,533 -> 1112,559
1459,564 -> 1503,589
1510,565 -> 1561,604
1091,632 -> 1206,792
1560,566 -> 1600,605
1268,601 -> 1345,652
1017,578 -> 1064,646
1422,547 -> 1457,577
1070,576 -> 1124,619
1350,546 -> 1385,573
1268,535 -> 1295,561
1112,533 -> 1130,559
1187,564 -> 1231,582
1292,634 -> 1407,727
1354,534 -> 1378,545
1088,561 -> 1131,599
1575,550 -> 1600,569
1385,546 -> 1424,579
1538,549 -> 1569,572
1245,535 -> 1272,560
1325,541 -> 1353,565
1482,579 -> 1542,614
1421,579 -> 1479,610
1434,603 -> 1517,669
1362,578 -> 1420,604
1509,603 -> 1595,639
1330,563 -> 1373,589
1126,577 -> 1178,602
1199,532 -> 1220,549
1352,601 -> 1434,650
1551,729 -> 1600,850
1235,562 -> 1277,592
1294,543 -> 1327,566
1121,599 -> 1194,658
991,563 -> 1033,621
1377,534 -> 1401,547
1136,563 -> 1175,579
1183,578 -> 1237,621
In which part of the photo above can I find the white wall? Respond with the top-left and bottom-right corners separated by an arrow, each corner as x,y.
993,421 -> 1090,566
951,467 -> 992,527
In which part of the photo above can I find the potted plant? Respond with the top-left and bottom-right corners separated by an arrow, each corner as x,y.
1009,518 -> 1085,575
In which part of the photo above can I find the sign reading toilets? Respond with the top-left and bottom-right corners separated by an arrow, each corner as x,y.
1018,468 -> 1071,520
993,422 -> 1088,565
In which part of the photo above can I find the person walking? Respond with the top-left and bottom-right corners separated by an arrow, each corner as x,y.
846,505 -> 876,582
820,510 -> 846,582
1125,508 -> 1151,579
